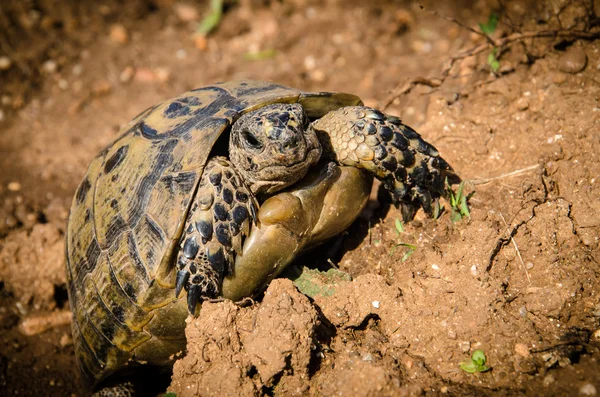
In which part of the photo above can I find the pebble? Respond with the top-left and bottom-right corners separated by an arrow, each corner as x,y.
0,56 -> 11,70
109,24 -> 129,44
120,66 -> 135,83
543,374 -> 555,386
514,343 -> 530,357
0,109 -> 4,122
174,2 -> 199,22
525,261 -> 534,269
558,47 -> 587,74
154,67 -> 171,83
134,68 -> 156,83
580,383 -> 597,396
459,341 -> 471,352
91,80 -> 112,96
72,64 -> 83,76
42,60 -> 57,74
372,300 -> 380,309
7,182 -> 21,192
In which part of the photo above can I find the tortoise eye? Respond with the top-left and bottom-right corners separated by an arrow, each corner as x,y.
241,130 -> 263,150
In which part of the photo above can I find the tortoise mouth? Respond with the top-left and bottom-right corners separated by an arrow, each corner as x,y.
242,145 -> 322,196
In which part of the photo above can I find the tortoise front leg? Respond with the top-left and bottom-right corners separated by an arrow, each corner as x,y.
311,106 -> 459,220
221,163 -> 372,302
175,156 -> 258,314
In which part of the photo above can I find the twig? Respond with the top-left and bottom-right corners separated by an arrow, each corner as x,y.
418,1 -> 496,45
468,164 -> 540,185
381,77 -> 442,110
499,213 -> 531,284
382,28 -> 600,107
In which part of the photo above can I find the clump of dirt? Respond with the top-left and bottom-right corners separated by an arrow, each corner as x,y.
170,279 -> 317,397
1,0 -> 600,396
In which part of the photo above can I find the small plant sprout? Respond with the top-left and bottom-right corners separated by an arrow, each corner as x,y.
390,218 -> 416,261
479,12 -> 501,72
460,349 -> 491,374
479,12 -> 499,35
197,0 -> 224,36
445,179 -> 472,222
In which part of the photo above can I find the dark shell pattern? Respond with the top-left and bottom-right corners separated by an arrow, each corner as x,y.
65,80 -> 362,385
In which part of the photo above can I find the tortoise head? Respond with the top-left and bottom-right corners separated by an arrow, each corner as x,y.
229,103 -> 321,196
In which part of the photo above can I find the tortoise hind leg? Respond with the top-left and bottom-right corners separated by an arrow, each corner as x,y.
311,106 -> 460,220
175,156 -> 258,315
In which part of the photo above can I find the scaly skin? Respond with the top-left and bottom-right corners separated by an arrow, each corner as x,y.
174,157 -> 258,314
311,106 -> 458,220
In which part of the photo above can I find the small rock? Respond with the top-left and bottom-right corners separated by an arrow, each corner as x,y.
0,109 -> 4,122
519,306 -> 528,318
459,341 -> 471,352
175,49 -> 187,60
470,264 -> 478,276
120,66 -> 135,83
7,182 -> 21,192
58,79 -> 68,90
0,56 -> 11,70
109,24 -> 129,44
543,374 -> 555,387
516,97 -> 529,111
134,68 -> 156,83
558,47 -> 587,74
304,55 -> 317,70
155,67 -> 171,83
371,300 -> 380,309
174,2 -> 199,22
59,333 -> 73,347
42,60 -> 57,74
72,64 -> 83,76
580,383 -> 597,396
310,69 -> 326,83
514,343 -> 530,357
525,261 -> 534,270
91,80 -> 112,96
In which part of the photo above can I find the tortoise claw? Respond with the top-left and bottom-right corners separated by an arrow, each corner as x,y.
187,284 -> 202,314
175,270 -> 190,298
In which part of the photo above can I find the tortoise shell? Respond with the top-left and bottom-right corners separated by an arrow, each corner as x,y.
65,80 -> 362,386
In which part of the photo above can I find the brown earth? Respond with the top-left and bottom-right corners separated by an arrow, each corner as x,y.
1,0 -> 600,396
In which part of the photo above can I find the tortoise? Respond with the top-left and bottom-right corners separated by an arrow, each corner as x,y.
66,80 -> 457,395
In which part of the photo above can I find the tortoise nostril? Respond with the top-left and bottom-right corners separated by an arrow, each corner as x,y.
242,131 -> 263,150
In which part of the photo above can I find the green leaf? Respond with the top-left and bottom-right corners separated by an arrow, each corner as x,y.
479,12 -> 499,35
197,0 -> 223,36
472,349 -> 487,366
402,249 -> 414,262
459,195 -> 470,218
244,49 -> 277,61
459,360 -> 478,373
478,365 -> 491,372
164,393 -> 177,397
395,218 -> 404,235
